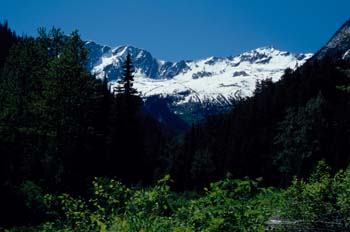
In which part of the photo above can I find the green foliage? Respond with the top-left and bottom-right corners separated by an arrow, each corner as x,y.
11,176 -> 281,232
336,85 -> 350,93
9,163 -> 350,231
20,181 -> 45,213
275,161 -> 350,231
44,193 -> 92,231
175,177 -> 279,232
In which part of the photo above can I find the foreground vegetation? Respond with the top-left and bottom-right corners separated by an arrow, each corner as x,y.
7,161 -> 350,232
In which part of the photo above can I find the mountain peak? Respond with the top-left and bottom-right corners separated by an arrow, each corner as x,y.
233,46 -> 305,65
244,46 -> 291,57
255,45 -> 275,51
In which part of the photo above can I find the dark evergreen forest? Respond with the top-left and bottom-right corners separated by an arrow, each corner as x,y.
1,22 -> 350,230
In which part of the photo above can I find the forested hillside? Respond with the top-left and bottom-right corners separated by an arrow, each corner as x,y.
169,56 -> 350,190
0,24 -> 167,227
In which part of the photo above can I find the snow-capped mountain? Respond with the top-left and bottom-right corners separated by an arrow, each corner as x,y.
86,41 -> 312,106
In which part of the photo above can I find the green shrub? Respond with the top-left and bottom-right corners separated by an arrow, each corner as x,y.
277,161 -> 350,231
10,163 -> 350,231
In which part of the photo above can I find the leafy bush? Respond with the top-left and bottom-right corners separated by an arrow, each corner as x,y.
9,175 -> 280,231
8,162 -> 350,231
275,161 -> 350,231
175,178 -> 280,232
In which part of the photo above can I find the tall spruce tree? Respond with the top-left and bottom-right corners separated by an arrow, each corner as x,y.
108,54 -> 145,183
115,53 -> 137,96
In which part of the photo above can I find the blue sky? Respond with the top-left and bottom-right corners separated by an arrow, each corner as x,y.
1,0 -> 349,61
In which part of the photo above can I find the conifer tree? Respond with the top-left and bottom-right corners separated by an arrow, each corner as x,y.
115,53 -> 137,96
107,54 -> 145,183
0,20 -> 18,68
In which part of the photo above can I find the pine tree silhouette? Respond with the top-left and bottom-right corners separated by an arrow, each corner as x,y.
108,53 -> 145,183
115,53 -> 138,96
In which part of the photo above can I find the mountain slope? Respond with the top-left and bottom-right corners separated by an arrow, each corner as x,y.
310,19 -> 350,63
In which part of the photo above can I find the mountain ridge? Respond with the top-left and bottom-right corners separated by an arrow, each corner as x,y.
86,42 -> 313,106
